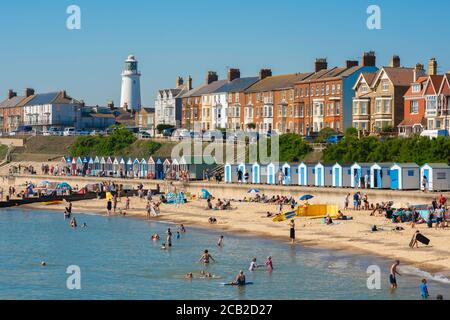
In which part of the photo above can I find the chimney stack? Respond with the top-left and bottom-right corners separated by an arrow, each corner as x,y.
346,60 -> 359,68
227,68 -> 241,82
413,63 -> 426,82
8,90 -> 17,99
259,69 -> 272,80
390,55 -> 401,68
315,58 -> 328,73
362,51 -> 376,67
205,71 -> 218,84
176,76 -> 184,87
428,58 -> 437,76
25,88 -> 35,97
187,76 -> 193,90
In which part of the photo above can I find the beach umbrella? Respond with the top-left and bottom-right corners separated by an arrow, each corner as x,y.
248,189 -> 260,194
300,195 -> 314,201
56,182 -> 72,191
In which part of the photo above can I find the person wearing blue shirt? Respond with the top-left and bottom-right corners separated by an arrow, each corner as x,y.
420,279 -> 429,299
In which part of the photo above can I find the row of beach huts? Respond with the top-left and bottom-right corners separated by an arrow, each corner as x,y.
224,162 -> 450,192
60,156 -> 215,181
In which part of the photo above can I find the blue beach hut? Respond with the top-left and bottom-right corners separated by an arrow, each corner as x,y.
282,163 -> 292,185
389,163 -> 420,190
332,163 -> 343,188
224,163 -> 232,183
266,163 -> 278,185
298,163 -> 308,186
370,163 -> 393,189
252,162 -> 261,184
140,159 -> 148,178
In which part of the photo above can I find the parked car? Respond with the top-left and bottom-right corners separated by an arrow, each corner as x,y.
326,135 -> 344,144
75,129 -> 90,136
90,130 -> 105,136
138,132 -> 152,139
63,127 -> 76,136
162,127 -> 177,137
43,127 -> 63,136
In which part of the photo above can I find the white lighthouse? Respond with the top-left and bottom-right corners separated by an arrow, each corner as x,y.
120,55 -> 141,112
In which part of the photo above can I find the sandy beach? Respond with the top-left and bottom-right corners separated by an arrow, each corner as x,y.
18,188 -> 450,275
1,161 -> 449,275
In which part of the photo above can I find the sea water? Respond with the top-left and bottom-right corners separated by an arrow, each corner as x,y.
0,209 -> 449,300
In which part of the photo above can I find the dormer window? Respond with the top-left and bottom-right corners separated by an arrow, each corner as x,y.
382,80 -> 389,92
412,84 -> 421,93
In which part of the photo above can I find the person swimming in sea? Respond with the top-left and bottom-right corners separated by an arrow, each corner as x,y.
249,257 -> 261,271
70,217 -> 77,229
199,250 -> 215,264
217,235 -> 224,247
176,231 -> 181,239
82,223 -> 87,228
229,271 -> 246,286
180,224 -> 186,233
265,256 -> 273,271
185,272 -> 193,280
161,243 -> 167,250
151,234 -> 160,241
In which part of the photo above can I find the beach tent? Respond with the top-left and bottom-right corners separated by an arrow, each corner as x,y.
282,163 -> 292,185
350,163 -> 372,188
332,163 -> 343,188
370,163 -> 393,189
133,158 -> 140,178
139,159 -> 148,178
148,157 -> 156,179
421,163 -> 450,191
389,163 -> 420,190
252,162 -> 261,184
266,163 -> 279,185
298,163 -> 308,186
224,163 -> 232,183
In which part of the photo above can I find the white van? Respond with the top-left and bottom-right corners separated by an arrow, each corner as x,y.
63,127 -> 76,136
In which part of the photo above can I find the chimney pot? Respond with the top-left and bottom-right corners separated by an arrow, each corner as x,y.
8,90 -> 17,99
227,68 -> 241,82
205,71 -> 218,84
315,58 -> 328,73
259,69 -> 272,80
25,88 -> 35,97
176,76 -> 184,87
346,60 -> 359,68
390,55 -> 401,68
428,58 -> 437,76
187,76 -> 193,90
362,51 -> 376,67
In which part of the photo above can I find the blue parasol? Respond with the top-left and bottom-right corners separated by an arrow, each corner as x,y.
300,194 -> 314,201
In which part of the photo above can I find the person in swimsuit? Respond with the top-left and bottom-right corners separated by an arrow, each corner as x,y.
289,220 -> 296,244
185,272 -> 193,280
420,279 -> 429,299
199,250 -> 215,264
70,217 -> 78,229
231,271 -> 246,286
249,257 -> 260,271
166,228 -> 173,247
265,256 -> 273,271
217,235 -> 224,247
180,224 -> 186,233
390,260 -> 401,289
106,199 -> 112,215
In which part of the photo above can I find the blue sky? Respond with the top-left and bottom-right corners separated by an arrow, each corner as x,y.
0,0 -> 449,106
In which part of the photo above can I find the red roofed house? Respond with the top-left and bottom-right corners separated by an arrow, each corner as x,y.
398,63 -> 428,136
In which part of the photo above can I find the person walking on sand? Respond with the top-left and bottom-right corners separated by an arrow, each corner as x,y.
106,199 -> 112,215
289,219 -> 296,244
125,196 -> 130,210
389,260 -> 401,289
344,193 -> 350,210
